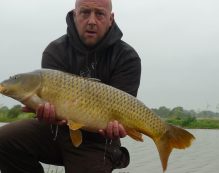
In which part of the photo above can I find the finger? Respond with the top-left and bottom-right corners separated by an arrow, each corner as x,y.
22,106 -> 34,113
57,119 -> 67,125
106,122 -> 113,139
43,102 -> 51,123
118,124 -> 127,138
49,104 -> 56,124
98,129 -> 106,137
112,120 -> 119,138
36,104 -> 44,121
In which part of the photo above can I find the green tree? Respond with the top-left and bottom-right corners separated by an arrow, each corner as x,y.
181,116 -> 196,127
0,106 -> 9,117
169,106 -> 184,119
7,105 -> 22,118
152,106 -> 170,118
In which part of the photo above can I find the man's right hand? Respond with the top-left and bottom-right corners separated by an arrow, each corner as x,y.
22,103 -> 67,125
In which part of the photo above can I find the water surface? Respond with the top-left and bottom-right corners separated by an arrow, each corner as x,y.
114,129 -> 219,173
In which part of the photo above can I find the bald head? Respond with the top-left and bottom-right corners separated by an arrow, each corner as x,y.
75,0 -> 112,12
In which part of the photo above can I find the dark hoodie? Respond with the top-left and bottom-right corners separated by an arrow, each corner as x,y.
41,11 -> 141,165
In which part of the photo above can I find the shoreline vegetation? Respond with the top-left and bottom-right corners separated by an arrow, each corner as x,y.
0,105 -> 219,129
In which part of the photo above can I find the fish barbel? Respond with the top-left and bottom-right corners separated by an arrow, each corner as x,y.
0,69 -> 195,172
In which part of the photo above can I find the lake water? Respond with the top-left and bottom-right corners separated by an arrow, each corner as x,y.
0,123 -> 218,173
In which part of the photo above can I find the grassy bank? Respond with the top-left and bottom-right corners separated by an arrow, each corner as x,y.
166,118 -> 219,129
0,113 -> 34,122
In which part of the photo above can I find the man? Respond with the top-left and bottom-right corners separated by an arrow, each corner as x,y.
0,0 -> 141,172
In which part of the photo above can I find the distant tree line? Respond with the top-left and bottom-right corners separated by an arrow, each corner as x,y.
152,106 -> 219,119
152,106 -> 219,128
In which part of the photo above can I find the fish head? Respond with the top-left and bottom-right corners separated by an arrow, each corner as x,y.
0,71 -> 41,102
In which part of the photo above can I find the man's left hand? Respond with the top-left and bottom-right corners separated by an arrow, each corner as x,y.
99,120 -> 127,140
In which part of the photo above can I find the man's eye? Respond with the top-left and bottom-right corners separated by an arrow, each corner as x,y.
81,10 -> 90,16
96,12 -> 104,17
10,75 -> 19,80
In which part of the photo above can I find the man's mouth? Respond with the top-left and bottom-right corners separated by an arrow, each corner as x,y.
85,30 -> 97,36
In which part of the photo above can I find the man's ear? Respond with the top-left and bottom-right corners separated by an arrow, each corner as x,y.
73,9 -> 76,18
109,13 -> 114,26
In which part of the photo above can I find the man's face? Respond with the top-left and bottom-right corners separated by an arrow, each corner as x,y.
73,0 -> 114,47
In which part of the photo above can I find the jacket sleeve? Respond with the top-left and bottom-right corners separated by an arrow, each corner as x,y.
109,46 -> 141,97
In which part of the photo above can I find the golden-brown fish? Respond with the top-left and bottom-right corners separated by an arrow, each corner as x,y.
0,69 -> 195,172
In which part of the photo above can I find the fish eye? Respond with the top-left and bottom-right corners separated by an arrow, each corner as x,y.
10,75 -> 20,80
14,75 -> 20,79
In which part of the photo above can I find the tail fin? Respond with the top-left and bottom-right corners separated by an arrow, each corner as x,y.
154,124 -> 195,172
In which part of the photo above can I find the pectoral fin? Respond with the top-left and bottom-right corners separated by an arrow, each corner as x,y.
22,94 -> 46,110
70,129 -> 82,147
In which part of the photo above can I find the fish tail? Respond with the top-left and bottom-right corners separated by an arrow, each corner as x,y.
154,124 -> 195,172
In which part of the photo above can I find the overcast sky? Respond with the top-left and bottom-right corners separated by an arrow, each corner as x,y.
0,0 -> 219,112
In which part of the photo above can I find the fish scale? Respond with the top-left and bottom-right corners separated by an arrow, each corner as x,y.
37,69 -> 165,135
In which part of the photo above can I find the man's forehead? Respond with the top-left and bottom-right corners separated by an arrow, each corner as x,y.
75,0 -> 111,11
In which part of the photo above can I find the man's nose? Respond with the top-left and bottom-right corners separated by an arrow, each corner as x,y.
88,12 -> 97,25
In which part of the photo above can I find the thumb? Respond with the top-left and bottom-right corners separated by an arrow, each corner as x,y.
22,106 -> 35,113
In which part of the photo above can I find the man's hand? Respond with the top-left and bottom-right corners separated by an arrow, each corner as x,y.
99,120 -> 127,140
22,103 -> 67,125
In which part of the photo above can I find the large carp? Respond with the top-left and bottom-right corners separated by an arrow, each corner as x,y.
0,69 -> 195,172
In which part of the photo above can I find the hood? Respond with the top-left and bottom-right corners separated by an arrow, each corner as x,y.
66,11 -> 123,53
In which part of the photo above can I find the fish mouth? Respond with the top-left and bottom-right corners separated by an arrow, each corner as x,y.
0,84 -> 6,94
